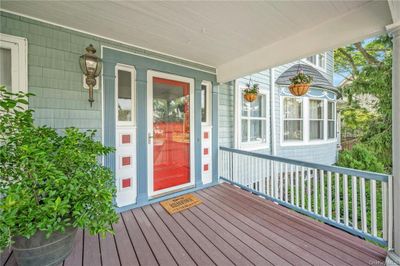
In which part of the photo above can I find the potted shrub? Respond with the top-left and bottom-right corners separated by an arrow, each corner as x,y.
288,72 -> 313,96
243,83 -> 259,102
0,87 -> 119,266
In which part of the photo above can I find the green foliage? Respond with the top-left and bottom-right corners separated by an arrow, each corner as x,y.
243,83 -> 259,94
340,106 -> 375,138
289,72 -> 313,85
335,35 -> 392,172
337,144 -> 385,173
0,86 -> 119,250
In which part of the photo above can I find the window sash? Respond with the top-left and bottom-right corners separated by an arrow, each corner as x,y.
240,93 -> 267,144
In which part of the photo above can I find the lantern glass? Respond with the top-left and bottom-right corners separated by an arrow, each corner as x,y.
94,60 -> 102,76
79,55 -> 88,75
85,57 -> 98,75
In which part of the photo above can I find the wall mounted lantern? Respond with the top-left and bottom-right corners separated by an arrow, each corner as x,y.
79,44 -> 102,107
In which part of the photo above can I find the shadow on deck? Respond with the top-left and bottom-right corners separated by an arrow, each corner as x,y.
1,183 -> 386,265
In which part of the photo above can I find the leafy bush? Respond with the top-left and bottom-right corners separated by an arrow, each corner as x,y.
289,72 -> 313,85
0,87 -> 118,250
337,144 -> 385,173
243,83 -> 259,94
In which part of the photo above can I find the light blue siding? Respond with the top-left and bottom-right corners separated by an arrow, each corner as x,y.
219,52 -> 338,165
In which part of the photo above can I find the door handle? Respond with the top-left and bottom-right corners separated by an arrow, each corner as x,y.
148,133 -> 153,144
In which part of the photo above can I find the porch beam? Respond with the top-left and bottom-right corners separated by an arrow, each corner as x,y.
216,1 -> 391,83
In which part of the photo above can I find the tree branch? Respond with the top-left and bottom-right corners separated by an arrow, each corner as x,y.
354,42 -> 380,65
337,48 -> 358,78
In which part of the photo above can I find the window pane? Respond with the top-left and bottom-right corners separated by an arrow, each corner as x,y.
328,121 -> 335,139
117,70 -> 132,121
307,55 -> 316,64
310,100 -> 323,119
241,119 -> 248,142
250,95 -> 265,117
250,120 -> 265,141
0,48 -> 12,90
241,94 -> 249,117
310,121 -> 324,140
284,98 -> 303,119
284,120 -> 303,140
319,53 -> 326,68
328,102 -> 334,120
201,84 -> 207,123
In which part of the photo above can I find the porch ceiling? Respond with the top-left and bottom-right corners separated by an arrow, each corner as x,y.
1,1 -> 393,82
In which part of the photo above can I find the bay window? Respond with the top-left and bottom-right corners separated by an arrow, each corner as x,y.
283,97 -> 303,141
309,99 -> 324,140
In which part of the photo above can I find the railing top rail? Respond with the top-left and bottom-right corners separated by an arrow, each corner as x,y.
220,146 -> 390,182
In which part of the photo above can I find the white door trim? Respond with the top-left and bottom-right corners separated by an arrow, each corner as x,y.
0,33 -> 28,94
146,70 -> 195,198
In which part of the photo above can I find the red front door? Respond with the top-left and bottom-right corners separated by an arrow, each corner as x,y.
152,77 -> 191,191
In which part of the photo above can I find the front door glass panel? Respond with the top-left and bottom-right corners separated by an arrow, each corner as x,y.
152,77 -> 190,191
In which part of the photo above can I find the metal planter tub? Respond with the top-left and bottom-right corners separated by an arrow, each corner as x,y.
12,227 -> 77,266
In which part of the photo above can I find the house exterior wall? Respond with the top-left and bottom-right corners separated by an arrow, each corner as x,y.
221,53 -> 338,165
0,11 -> 218,210
0,11 -> 215,137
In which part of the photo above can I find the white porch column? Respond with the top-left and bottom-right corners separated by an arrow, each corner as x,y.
387,22 -> 400,265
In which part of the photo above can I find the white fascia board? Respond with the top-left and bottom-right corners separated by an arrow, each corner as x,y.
216,1 -> 392,83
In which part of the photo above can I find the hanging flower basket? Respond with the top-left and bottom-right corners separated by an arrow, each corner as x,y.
243,83 -> 259,102
289,71 -> 313,97
288,83 -> 311,96
244,92 -> 257,102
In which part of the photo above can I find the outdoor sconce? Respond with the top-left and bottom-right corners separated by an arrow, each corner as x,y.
79,44 -> 102,107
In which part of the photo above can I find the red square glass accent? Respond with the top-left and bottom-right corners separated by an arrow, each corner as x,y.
204,132 -> 209,139
122,178 -> 131,188
121,134 -> 131,144
122,156 -> 131,166
204,148 -> 209,155
203,164 -> 209,171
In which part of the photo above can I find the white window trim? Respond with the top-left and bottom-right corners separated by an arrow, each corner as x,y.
201,80 -> 212,126
309,98 -> 325,141
280,96 -> 337,147
235,82 -> 270,151
0,33 -> 28,94
302,52 -> 327,72
327,100 -> 336,139
282,96 -> 305,143
115,63 -> 136,127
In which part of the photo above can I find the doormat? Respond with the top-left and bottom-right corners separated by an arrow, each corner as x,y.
160,194 -> 202,214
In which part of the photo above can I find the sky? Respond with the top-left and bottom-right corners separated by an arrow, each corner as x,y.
332,37 -> 376,87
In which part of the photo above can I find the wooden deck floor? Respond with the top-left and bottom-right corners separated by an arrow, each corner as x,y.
2,183 -> 386,266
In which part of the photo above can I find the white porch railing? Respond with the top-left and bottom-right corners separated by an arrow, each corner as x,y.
219,147 -> 393,247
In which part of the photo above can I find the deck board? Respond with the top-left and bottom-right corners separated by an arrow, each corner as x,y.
1,183 -> 386,266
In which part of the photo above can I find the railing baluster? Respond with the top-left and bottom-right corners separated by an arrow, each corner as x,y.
269,161 -> 276,197
335,173 -> 340,223
314,168 -> 318,215
344,174 -> 349,226
301,167 -> 305,209
382,181 -> 388,241
295,166 -> 299,207
285,163 -> 289,202
320,169 -> 325,217
274,162 -> 278,198
266,160 -> 270,195
352,175 -> 358,229
327,171 -> 332,220
370,180 -> 377,236
360,177 -> 367,233
307,168 -> 312,211
279,162 -> 283,200
290,165 -> 294,204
